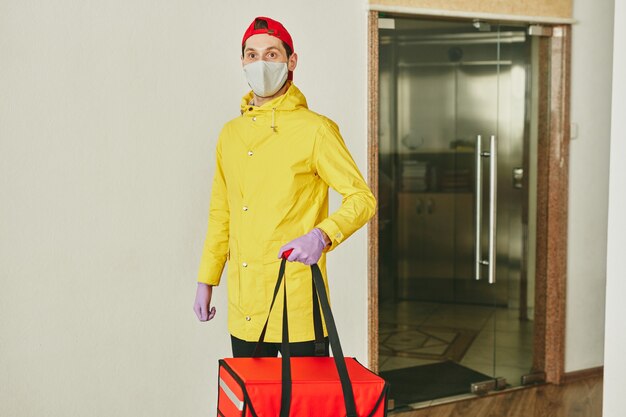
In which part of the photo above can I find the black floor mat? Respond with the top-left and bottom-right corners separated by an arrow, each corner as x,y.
379,361 -> 492,408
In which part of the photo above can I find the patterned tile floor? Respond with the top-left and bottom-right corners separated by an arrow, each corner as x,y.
379,301 -> 534,388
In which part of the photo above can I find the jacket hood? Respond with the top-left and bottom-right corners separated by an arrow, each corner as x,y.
240,80 -> 308,115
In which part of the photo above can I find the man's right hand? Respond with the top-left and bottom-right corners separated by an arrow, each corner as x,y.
193,283 -> 216,321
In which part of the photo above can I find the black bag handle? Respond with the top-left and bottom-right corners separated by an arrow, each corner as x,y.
254,257 -> 358,417
254,258 -> 325,357
309,262 -> 358,417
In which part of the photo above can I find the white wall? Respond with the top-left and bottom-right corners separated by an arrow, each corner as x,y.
603,0 -> 626,414
0,1 -> 369,416
565,0 -> 615,372
1,0 -> 618,415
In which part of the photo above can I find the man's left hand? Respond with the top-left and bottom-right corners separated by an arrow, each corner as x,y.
278,228 -> 329,265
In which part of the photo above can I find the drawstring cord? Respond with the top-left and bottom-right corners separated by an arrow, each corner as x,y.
271,107 -> 277,132
245,106 -> 278,132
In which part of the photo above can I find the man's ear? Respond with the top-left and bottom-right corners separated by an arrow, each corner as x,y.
288,52 -> 298,72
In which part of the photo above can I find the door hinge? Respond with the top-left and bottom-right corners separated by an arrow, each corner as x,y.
378,18 -> 395,30
471,377 -> 507,395
521,371 -> 547,386
528,25 -> 553,37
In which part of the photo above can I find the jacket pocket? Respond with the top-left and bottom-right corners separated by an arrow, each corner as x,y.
227,262 -> 240,307
226,243 -> 239,306
262,239 -> 286,265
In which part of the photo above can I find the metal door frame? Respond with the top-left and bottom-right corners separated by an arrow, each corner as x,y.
367,11 -> 571,395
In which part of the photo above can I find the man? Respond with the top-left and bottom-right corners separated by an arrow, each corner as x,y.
193,16 -> 376,358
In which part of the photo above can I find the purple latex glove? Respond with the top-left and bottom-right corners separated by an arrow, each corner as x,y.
277,228 -> 328,265
193,283 -> 216,321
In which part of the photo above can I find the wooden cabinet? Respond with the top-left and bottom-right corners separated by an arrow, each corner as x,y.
396,192 -> 474,301
397,192 -> 454,279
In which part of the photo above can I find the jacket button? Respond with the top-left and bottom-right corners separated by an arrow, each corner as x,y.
252,116 -> 257,121
242,262 -> 248,267
248,150 -> 253,156
243,206 -> 248,211
245,316 -> 251,321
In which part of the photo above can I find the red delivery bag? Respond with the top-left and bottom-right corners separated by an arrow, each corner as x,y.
216,257 -> 389,417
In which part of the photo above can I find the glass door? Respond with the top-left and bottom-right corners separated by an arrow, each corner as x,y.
377,16 -> 536,409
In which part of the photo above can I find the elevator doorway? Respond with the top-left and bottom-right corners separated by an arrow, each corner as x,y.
374,15 -> 553,410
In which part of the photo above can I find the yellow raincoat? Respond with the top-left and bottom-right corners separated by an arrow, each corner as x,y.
198,80 -> 376,342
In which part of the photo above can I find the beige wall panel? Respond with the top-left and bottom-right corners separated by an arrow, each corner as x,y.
370,0 -> 572,19
0,1 -> 370,416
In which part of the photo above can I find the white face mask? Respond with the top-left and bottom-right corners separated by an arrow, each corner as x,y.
243,60 -> 288,98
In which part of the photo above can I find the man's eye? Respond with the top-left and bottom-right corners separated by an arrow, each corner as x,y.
268,52 -> 276,58
247,53 -> 255,59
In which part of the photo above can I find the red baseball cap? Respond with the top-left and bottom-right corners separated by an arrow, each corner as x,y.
242,16 -> 294,80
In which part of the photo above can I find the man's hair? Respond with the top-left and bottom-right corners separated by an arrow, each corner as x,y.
241,18 -> 293,58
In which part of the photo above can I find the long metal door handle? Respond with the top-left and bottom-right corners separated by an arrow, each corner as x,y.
475,135 -> 498,284
487,135 -> 498,284
474,135 -> 482,281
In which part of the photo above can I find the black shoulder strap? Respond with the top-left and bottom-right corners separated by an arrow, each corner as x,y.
253,260 -> 324,356
254,259 -> 357,417
280,273 -> 292,417
311,263 -> 357,417
253,258 -> 287,356
312,276 -> 326,356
